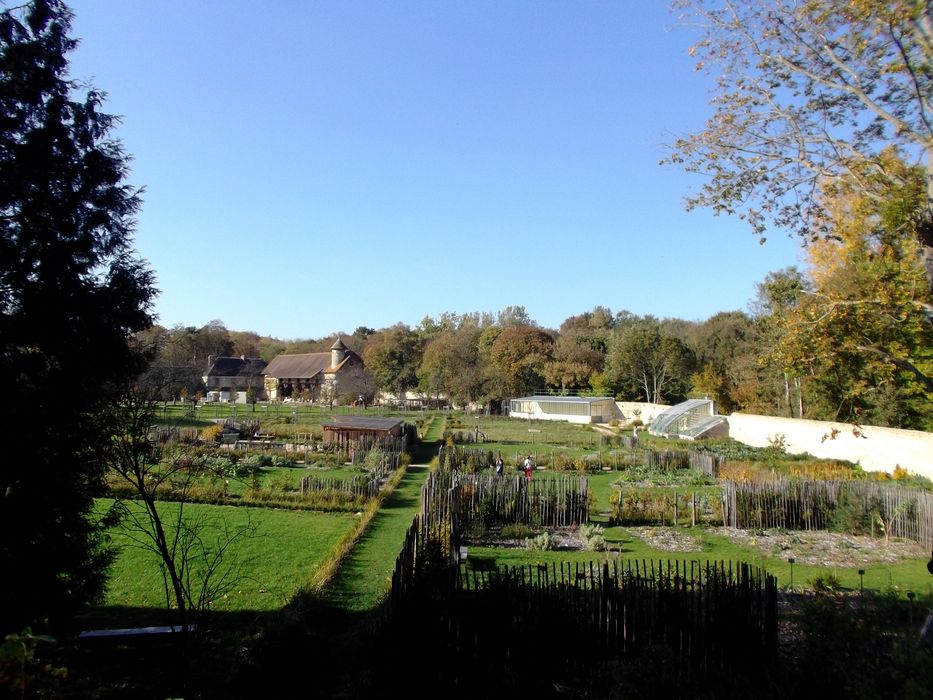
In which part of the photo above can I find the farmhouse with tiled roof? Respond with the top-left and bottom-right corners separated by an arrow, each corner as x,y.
263,337 -> 371,404
202,356 -> 267,402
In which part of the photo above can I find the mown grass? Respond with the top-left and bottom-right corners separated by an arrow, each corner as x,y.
153,402 -> 434,436
444,412 -> 603,447
463,472 -> 933,597
223,464 -> 368,496
96,499 -> 358,612
322,464 -> 431,611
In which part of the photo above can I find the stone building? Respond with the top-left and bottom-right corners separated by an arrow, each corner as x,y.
202,356 -> 267,402
263,337 -> 372,404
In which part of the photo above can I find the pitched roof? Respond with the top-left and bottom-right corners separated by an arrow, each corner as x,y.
263,352 -> 332,379
323,351 -> 359,374
330,336 -> 347,350
205,357 -> 267,377
513,395 -> 615,404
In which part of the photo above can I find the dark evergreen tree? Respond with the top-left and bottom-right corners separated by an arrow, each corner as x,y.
0,0 -> 155,632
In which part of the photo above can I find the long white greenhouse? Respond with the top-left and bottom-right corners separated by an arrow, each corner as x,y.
508,396 -> 622,424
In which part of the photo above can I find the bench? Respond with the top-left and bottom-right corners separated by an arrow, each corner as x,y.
78,625 -> 195,644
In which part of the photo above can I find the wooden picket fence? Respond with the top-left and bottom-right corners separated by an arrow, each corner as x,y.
646,450 -> 722,477
390,513 -> 776,692
437,445 -> 722,477
148,426 -> 200,444
298,473 -> 379,499
347,447 -> 404,478
390,513 -> 458,608
722,479 -> 933,544
612,489 -> 723,527
421,470 -> 589,528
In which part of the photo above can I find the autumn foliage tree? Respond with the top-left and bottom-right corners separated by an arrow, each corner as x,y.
488,325 -> 555,397
766,151 -> 933,428
418,324 -> 484,407
362,323 -> 423,402
667,0 -> 933,292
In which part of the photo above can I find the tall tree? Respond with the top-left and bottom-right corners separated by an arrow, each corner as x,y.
689,311 -> 758,412
417,325 -> 484,407
766,151 -> 933,428
605,322 -> 695,404
667,0 -> 933,292
488,325 -> 554,397
545,309 -> 613,393
362,323 -> 423,401
0,0 -> 155,632
496,305 -> 535,328
752,267 -> 812,416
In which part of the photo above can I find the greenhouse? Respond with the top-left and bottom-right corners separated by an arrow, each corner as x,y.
648,399 -> 728,440
508,396 -> 622,424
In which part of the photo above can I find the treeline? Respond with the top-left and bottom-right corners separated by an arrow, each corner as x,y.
141,277 -> 932,430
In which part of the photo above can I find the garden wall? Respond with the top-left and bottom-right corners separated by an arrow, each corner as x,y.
728,413 -> 933,478
615,401 -> 669,424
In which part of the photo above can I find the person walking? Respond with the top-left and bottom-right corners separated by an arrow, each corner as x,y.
495,455 -> 503,476
523,455 -> 534,482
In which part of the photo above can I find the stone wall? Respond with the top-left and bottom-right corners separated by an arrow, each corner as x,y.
614,401 -> 670,425
728,413 -> 933,478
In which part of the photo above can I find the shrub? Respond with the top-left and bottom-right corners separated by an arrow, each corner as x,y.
525,531 -> 555,551
501,523 -> 534,540
827,491 -> 880,535
578,523 -> 607,551
551,453 -> 573,472
364,448 -> 385,469
811,573 -> 843,593
242,454 -> 272,471
200,425 -> 223,443
766,433 -> 788,452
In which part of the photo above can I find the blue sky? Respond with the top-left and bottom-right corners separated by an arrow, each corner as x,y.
66,0 -> 803,339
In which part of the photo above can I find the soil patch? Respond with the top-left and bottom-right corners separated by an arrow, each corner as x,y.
627,526 -> 704,553
471,525 -> 927,568
707,527 -> 927,567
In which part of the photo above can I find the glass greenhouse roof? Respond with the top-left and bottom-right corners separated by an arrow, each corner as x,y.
649,399 -> 716,437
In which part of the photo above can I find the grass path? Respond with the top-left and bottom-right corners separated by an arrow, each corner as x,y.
322,430 -> 439,611
320,419 -> 444,611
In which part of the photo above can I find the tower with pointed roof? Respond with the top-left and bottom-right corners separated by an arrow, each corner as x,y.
330,336 -> 347,369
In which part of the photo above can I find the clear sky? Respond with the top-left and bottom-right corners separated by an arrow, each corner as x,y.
66,0 -> 803,339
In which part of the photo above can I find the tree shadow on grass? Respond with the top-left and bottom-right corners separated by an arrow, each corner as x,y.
61,594 -> 387,699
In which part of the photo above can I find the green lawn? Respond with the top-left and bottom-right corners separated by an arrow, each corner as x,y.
458,471 -> 933,598
98,499 -> 359,611
220,464 -> 369,496
153,401 -> 429,432
464,523 -> 933,600
445,413 -> 602,448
